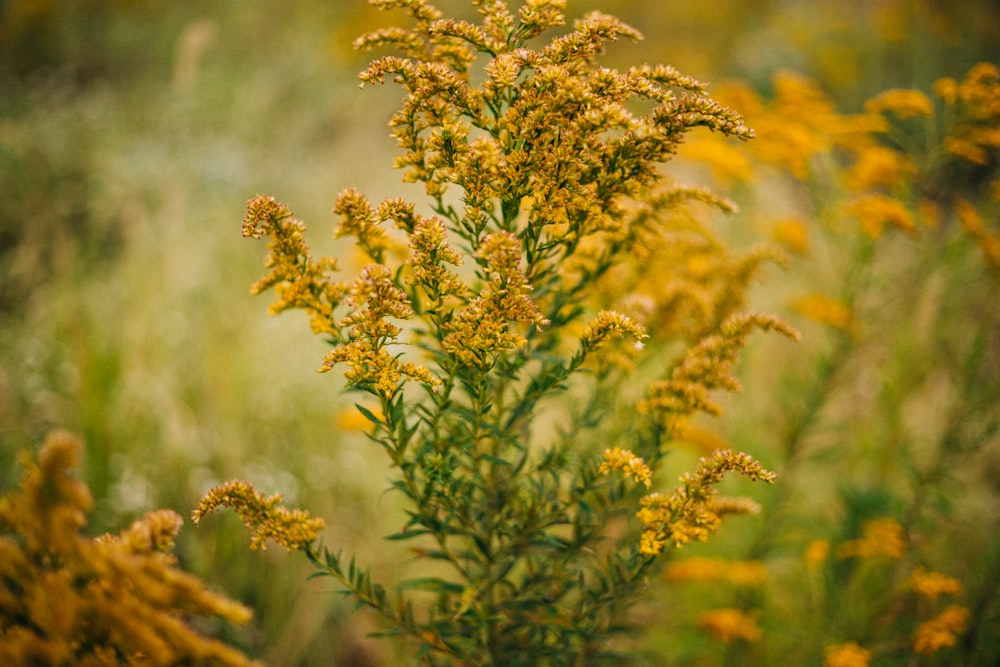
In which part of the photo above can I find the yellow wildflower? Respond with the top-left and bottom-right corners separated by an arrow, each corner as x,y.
936,63 -> 1000,166
581,310 -> 647,351
768,217 -> 810,256
823,641 -> 871,667
408,215 -> 467,303
864,88 -> 934,119
1,432 -> 259,666
697,608 -> 762,643
599,447 -> 653,488
636,449 -> 775,555
320,263 -> 438,394
804,538 -> 831,571
791,293 -> 858,334
242,195 -> 346,336
641,312 -> 799,423
944,136 -> 989,165
334,187 -> 407,265
913,605 -> 969,655
836,518 -> 907,561
844,145 -> 918,192
909,567 -> 963,600
193,480 -> 325,552
442,231 -> 549,368
666,557 -> 767,586
934,76 -> 958,105
844,193 -> 916,238
957,62 -> 1000,117
100,509 -> 186,556
678,134 -> 755,186
710,495 -> 763,518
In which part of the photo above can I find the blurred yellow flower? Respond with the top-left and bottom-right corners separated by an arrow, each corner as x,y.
844,145 -> 917,192
836,518 -> 907,561
823,641 -> 871,667
864,88 -> 934,119
804,538 -> 831,571
678,134 -> 755,186
791,293 -> 857,334
666,557 -> 767,586
944,136 -> 990,165
675,423 -> 731,456
335,405 -> 383,431
697,608 -> 762,643
913,605 -> 969,655
769,217 -> 810,256
933,76 -> 958,105
844,193 -> 916,238
909,567 -> 963,600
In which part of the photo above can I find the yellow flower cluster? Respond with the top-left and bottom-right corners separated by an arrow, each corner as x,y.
321,262 -> 439,394
843,193 -> 916,239
598,447 -> 652,488
935,62 -> 1000,166
635,449 -> 775,555
864,88 -> 935,120
909,566 -> 964,600
581,310 -> 647,351
408,215 -> 467,307
192,479 -> 325,552
640,313 -> 799,434
98,508 -> 185,556
333,187 -> 410,264
442,231 -> 549,368
665,556 -> 768,586
0,432 -> 258,666
703,63 -> 998,266
242,195 -> 346,336
835,517 -> 907,561
791,293 -> 858,334
696,607 -> 762,643
913,604 -> 970,655
823,641 -> 872,667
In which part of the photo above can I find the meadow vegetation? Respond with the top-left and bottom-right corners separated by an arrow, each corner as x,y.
1,0 -> 998,665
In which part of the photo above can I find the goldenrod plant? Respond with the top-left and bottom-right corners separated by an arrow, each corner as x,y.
194,0 -> 797,663
0,431 -> 259,666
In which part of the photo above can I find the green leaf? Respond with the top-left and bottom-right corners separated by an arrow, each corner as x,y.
397,577 -> 465,594
354,403 -> 383,426
384,528 -> 433,541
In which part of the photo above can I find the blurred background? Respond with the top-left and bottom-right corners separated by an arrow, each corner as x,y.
2,1 -> 999,665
